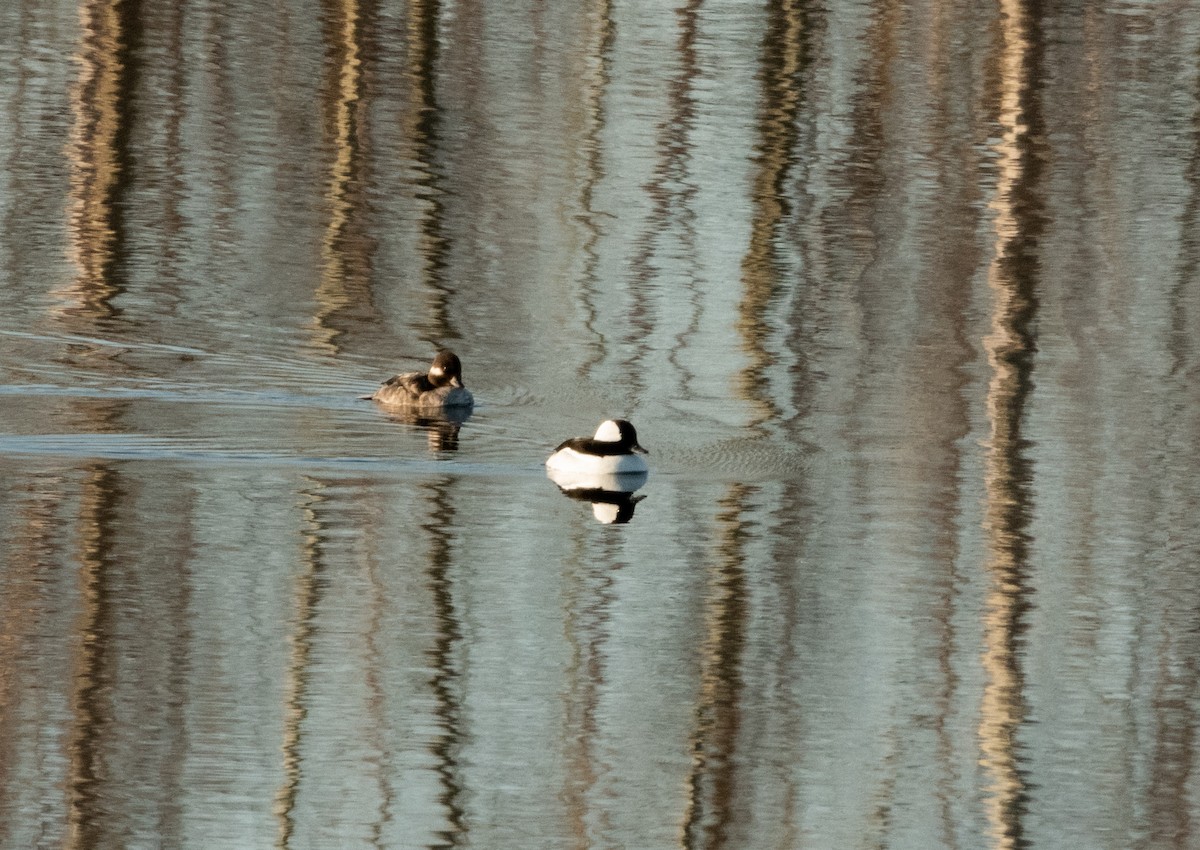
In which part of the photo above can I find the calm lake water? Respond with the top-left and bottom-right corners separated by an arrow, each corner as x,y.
3,0 -> 1200,847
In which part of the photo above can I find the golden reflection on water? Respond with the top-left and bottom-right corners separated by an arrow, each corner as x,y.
624,0 -> 701,401
273,482 -> 326,847
65,464 -> 122,850
680,484 -> 750,848
48,351 -> 136,846
979,0 -> 1042,845
559,526 -> 619,849
738,0 -> 806,429
418,478 -> 468,843
403,0 -> 457,344
572,0 -> 615,379
60,0 -> 135,323
312,0 -> 380,353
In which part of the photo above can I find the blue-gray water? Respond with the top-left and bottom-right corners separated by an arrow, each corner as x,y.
2,1 -> 1200,848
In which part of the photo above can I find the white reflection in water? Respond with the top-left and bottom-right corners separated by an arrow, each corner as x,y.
547,466 -> 649,524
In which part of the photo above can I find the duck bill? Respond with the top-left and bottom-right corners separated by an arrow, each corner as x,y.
450,377 -> 464,388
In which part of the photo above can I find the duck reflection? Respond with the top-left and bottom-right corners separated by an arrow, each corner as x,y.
547,467 -> 648,524
382,406 -> 472,453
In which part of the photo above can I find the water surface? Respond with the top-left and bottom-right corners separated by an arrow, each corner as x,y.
2,0 -> 1200,847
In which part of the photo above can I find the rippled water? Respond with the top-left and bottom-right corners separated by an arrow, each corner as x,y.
3,0 -> 1200,848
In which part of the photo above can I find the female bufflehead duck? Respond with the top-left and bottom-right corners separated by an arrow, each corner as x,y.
546,419 -> 648,475
366,350 -> 474,409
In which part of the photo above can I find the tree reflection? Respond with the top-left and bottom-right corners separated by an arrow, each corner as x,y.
60,0 -> 139,325
979,0 -> 1045,845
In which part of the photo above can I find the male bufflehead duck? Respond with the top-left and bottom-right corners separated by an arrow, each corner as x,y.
546,419 -> 649,475
366,350 -> 474,409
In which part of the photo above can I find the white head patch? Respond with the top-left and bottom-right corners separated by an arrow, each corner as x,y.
594,420 -> 622,442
